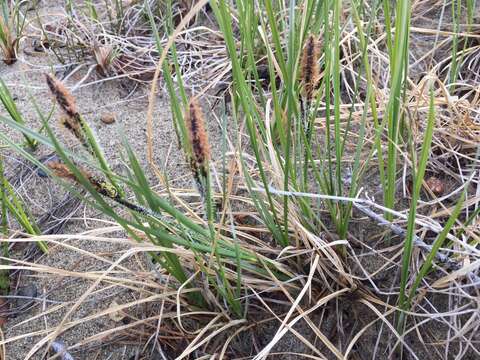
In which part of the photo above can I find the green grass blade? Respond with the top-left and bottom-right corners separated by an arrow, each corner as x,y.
397,85 -> 436,335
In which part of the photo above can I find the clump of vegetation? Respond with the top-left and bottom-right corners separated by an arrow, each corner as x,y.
0,153 -> 46,299
0,79 -> 36,149
42,73 -> 284,316
0,0 -> 479,358
0,0 -> 26,65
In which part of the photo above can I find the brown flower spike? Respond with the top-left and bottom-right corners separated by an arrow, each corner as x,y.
300,34 -> 321,101
47,161 -> 77,182
59,115 -> 83,142
185,98 -> 210,180
46,74 -> 79,120
46,74 -> 89,148
47,161 -> 118,198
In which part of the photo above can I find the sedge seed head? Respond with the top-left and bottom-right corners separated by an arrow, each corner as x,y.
47,161 -> 116,198
185,98 -> 210,173
47,161 -> 76,181
46,74 -> 79,120
59,115 -> 84,143
46,74 -> 88,147
300,34 -> 321,101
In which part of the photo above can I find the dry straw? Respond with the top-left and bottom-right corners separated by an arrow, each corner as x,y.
299,34 -> 321,102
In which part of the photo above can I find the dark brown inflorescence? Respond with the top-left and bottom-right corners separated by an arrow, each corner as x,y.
46,74 -> 90,149
46,74 -> 79,120
300,34 -> 321,101
47,161 -> 118,199
185,98 -> 210,180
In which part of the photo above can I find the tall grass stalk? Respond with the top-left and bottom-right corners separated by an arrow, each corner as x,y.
448,0 -> 461,87
331,0 -> 346,238
384,0 -> 411,220
0,79 -> 37,150
396,86 -> 435,340
448,0 -> 476,89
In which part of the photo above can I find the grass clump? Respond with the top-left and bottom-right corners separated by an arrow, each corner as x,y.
0,79 -> 36,150
0,0 -> 25,65
0,72 -> 285,317
0,0 -> 479,358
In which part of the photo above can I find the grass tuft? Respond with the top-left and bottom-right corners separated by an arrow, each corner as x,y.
0,0 -> 25,65
0,0 -> 479,358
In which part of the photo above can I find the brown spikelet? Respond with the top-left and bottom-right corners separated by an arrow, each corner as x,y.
46,74 -> 90,148
300,35 -> 321,101
47,161 -> 77,181
47,161 -> 118,198
185,98 -> 210,178
46,74 -> 79,120
59,115 -> 84,143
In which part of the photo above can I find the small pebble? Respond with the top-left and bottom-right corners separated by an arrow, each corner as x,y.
101,113 -> 116,124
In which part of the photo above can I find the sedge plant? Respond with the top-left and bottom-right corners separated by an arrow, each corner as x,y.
394,85 -> 466,352
205,0 -> 385,254
0,0 -> 26,65
1,0 -> 476,355
0,72 -> 288,317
